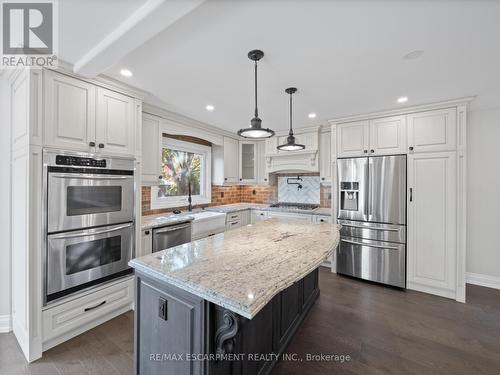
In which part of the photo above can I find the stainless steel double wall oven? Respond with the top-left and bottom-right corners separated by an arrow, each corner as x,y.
43,150 -> 135,304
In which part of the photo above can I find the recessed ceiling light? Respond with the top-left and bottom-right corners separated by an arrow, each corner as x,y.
120,69 -> 133,77
205,104 -> 215,112
308,113 -> 317,119
403,50 -> 424,60
397,96 -> 408,103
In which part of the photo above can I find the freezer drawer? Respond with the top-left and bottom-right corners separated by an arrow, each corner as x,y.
336,236 -> 406,288
338,219 -> 406,243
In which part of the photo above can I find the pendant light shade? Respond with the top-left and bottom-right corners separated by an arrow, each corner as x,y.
277,87 -> 305,151
237,50 -> 275,138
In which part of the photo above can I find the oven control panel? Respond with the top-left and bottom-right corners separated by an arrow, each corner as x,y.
55,155 -> 106,168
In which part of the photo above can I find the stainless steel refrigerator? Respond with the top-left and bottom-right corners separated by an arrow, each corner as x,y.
336,155 -> 406,288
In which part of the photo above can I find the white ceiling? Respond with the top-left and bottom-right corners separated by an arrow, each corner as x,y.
60,0 -> 500,133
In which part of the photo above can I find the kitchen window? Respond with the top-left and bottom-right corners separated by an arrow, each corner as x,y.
151,138 -> 211,209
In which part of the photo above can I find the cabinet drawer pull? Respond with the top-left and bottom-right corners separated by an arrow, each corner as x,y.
89,141 -> 95,147
409,188 -> 413,202
409,146 -> 414,151
363,150 -> 368,153
98,143 -> 105,148
84,300 -> 106,312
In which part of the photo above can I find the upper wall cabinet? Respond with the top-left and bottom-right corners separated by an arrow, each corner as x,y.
319,130 -> 331,184
141,113 -> 162,184
44,70 -> 96,151
223,137 -> 239,184
43,70 -> 137,157
96,87 -> 135,156
369,115 -> 407,155
337,116 -> 406,157
336,120 -> 369,157
239,141 -> 257,184
407,108 -> 456,153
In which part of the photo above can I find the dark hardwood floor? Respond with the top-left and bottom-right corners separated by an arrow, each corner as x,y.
1,268 -> 500,375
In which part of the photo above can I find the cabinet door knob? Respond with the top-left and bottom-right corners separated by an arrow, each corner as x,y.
145,230 -> 150,235
264,178 -> 267,181
321,177 -> 325,181
224,178 -> 228,181
370,149 -> 375,153
158,175 -> 163,180
89,141 -> 95,147
239,178 -> 242,181
409,146 -> 414,151
363,150 -> 368,153
98,143 -> 104,148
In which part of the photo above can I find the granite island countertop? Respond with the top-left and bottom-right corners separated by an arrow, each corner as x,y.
129,219 -> 340,319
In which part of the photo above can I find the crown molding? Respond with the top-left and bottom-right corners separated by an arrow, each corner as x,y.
328,97 -> 476,124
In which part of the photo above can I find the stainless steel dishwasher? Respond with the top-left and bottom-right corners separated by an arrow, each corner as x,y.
152,221 -> 192,253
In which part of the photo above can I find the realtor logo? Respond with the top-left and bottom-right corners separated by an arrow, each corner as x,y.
1,1 -> 58,68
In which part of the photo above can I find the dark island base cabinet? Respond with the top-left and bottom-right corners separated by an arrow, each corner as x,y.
134,269 -> 319,375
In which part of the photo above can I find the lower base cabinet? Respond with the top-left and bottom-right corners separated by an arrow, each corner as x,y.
42,276 -> 134,351
134,268 -> 319,375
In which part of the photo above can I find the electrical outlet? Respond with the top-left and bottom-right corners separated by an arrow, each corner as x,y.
158,297 -> 168,321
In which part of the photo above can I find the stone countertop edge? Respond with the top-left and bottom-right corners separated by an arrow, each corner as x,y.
129,239 -> 337,320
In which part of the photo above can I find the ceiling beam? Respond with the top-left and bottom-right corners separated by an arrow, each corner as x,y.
73,0 -> 205,77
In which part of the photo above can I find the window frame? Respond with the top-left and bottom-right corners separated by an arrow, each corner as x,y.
150,138 -> 212,209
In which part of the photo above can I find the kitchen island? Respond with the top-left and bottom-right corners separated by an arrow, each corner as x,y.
129,219 -> 340,375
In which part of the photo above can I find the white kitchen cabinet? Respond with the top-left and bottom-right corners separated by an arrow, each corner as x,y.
44,70 -> 137,157
141,113 -> 162,184
407,108 -> 457,153
251,209 -> 268,223
141,229 -> 153,256
336,121 -> 369,157
223,137 -> 239,184
256,141 -> 269,185
96,87 -> 135,156
226,209 -> 250,230
312,215 -> 332,224
239,141 -> 257,184
319,130 -> 331,184
337,116 -> 406,158
369,115 -> 407,155
44,70 -> 96,151
407,151 -> 457,299
42,277 -> 134,351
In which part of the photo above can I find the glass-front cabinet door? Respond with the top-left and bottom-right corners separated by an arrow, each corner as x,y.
239,141 -> 257,183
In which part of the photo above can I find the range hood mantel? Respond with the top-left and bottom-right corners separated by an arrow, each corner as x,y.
264,127 -> 320,174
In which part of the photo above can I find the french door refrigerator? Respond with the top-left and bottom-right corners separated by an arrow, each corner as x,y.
336,155 -> 406,287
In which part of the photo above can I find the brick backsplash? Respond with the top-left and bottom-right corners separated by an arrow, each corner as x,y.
142,175 -> 331,216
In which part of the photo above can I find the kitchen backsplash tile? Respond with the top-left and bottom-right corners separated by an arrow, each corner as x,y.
277,176 -> 320,204
142,174 -> 330,216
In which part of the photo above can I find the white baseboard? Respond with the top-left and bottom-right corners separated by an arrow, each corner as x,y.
0,314 -> 12,333
466,272 -> 500,290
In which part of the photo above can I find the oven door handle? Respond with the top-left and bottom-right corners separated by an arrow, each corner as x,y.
341,238 -> 401,250
154,224 -> 191,234
50,173 -> 133,180
49,223 -> 132,239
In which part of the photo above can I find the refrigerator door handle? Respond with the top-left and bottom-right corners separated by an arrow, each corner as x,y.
340,238 -> 401,250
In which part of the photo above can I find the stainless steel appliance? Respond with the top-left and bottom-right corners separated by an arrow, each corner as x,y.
336,155 -> 406,287
43,150 -> 135,303
152,221 -> 192,253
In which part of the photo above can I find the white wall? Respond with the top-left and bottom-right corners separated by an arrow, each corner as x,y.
467,107 -> 500,282
0,75 -> 12,332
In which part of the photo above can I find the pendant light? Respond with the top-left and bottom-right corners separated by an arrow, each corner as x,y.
277,87 -> 305,151
237,50 -> 275,138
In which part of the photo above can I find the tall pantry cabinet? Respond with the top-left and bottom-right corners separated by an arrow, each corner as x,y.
330,100 -> 470,302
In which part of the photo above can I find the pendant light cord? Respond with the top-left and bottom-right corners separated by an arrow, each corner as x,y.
289,91 -> 293,136
254,60 -> 258,118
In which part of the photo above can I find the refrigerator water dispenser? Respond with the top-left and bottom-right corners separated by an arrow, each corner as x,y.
340,181 -> 359,211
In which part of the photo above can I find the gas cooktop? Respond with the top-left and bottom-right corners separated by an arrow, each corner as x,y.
269,203 -> 319,211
